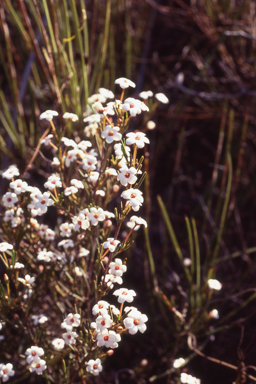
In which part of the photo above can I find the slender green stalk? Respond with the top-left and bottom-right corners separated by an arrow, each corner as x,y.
210,153 -> 233,268
144,227 -> 158,290
71,0 -> 88,108
191,218 -> 200,306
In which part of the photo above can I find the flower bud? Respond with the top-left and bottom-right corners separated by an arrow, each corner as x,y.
39,265 -> 44,273
113,184 -> 120,193
105,219 -> 112,228
106,349 -> 114,356
146,120 -> 156,130
4,274 -> 9,283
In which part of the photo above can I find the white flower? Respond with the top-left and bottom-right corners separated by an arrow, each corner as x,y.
180,373 -> 201,384
96,329 -> 121,348
96,189 -> 105,197
52,157 -> 60,166
95,314 -> 113,332
114,143 -> 131,159
92,300 -> 109,316
113,288 -> 136,303
13,262 -> 24,269
139,90 -> 153,100
121,188 -> 144,211
173,358 -> 185,369
115,77 -> 135,89
59,222 -> 74,237
9,179 -> 28,194
40,134 -> 53,146
101,125 -> 122,144
126,132 -> 150,148
62,330 -> 77,345
2,165 -> 19,179
124,309 -> 148,334
103,238 -> 120,253
58,239 -> 74,249
45,228 -> 55,241
78,247 -> 90,257
35,192 -> 54,214
2,192 -> 18,207
122,98 -> 142,116
130,215 -> 147,228
37,249 -> 53,262
44,174 -> 62,190
117,167 -> 137,186
109,258 -> 127,276
0,242 -> 13,252
64,186 -> 78,196
207,279 -> 222,291
63,112 -> 79,121
209,309 -> 219,319
17,274 -> 35,287
88,93 -> 106,104
155,93 -> 169,104
31,314 -> 48,325
88,171 -> 99,184
39,110 -> 58,121
64,149 -> 78,167
52,338 -> 65,351
73,214 -> 90,231
0,363 -> 15,382
86,358 -> 103,376
3,209 -> 15,222
63,313 -> 81,327
70,179 -> 84,189
105,168 -> 117,177
88,207 -> 105,226
99,87 -> 114,99
29,359 -> 47,375
25,346 -> 44,364
82,154 -> 97,171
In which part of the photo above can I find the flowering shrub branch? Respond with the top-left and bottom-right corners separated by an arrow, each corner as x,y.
0,79 -> 169,383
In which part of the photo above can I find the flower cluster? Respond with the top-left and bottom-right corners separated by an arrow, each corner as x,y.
0,77 -> 160,381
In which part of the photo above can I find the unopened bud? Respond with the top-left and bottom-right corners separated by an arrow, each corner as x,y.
146,120 -> 156,130
4,274 -> 9,283
38,265 -> 44,273
105,219 -> 112,228
116,118 -> 122,124
113,184 -> 120,193
58,210 -> 64,215
140,359 -> 148,367
103,256 -> 109,265
106,349 -> 114,356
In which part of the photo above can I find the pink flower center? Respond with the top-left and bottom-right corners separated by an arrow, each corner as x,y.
94,214 -> 99,218
93,364 -> 98,369
70,317 -> 74,323
131,193 -> 136,198
108,131 -> 114,136
115,266 -> 120,270
41,199 -> 46,205
104,335 -> 109,341
101,320 -> 105,326
32,351 -> 37,356
124,172 -> 130,178
134,319 -> 139,325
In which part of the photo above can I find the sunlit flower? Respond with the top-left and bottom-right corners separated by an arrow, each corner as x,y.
113,288 -> 136,303
124,309 -> 148,334
0,363 -> 15,382
130,215 -> 147,228
92,300 -> 109,316
126,132 -> 150,148
109,258 -> 127,276
25,346 -> 44,364
0,242 -> 13,252
2,192 -> 18,208
86,358 -> 103,376
101,125 -> 122,144
9,179 -> 28,194
96,329 -> 121,348
52,338 -> 65,351
39,110 -> 58,121
207,279 -> 222,291
18,274 -> 35,287
209,309 -> 219,319
155,93 -> 169,104
103,238 -> 120,253
2,165 -> 19,179
31,314 -> 48,325
88,207 -> 105,226
117,167 -> 137,186
63,313 -> 81,327
173,358 -> 185,369
115,77 -> 135,89
62,330 -> 78,345
122,98 -> 142,116
63,112 -> 79,121
139,90 -> 153,100
29,359 -> 47,375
